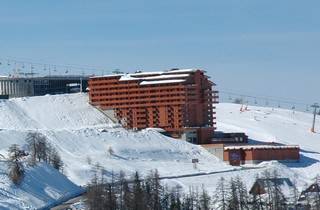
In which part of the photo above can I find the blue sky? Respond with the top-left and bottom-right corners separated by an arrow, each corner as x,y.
0,0 -> 319,107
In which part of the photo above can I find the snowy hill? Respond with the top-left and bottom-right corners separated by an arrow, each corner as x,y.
0,161 -> 82,210
0,93 -> 230,208
0,93 -> 110,130
1,94 -> 319,208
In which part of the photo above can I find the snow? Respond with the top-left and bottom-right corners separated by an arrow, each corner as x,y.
0,93 -> 231,208
140,79 -> 186,85
224,145 -> 300,150
90,69 -> 197,79
142,74 -> 190,80
159,103 -> 320,195
0,161 -> 83,210
165,68 -> 196,74
119,75 -> 140,81
215,103 -> 320,186
1,93 -> 320,207
119,74 -> 190,81
90,74 -> 124,78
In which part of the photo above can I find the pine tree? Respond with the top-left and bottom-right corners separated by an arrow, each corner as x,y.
132,171 -> 145,210
199,185 -> 211,210
214,177 -> 228,210
235,176 -> 249,210
227,178 -> 240,210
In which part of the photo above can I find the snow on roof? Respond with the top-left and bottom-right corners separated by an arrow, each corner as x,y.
119,73 -> 191,82
142,74 -> 190,80
119,74 -> 141,81
90,68 -> 199,79
66,83 -> 80,87
140,79 -> 186,85
144,127 -> 167,133
91,74 -> 124,78
165,68 -> 197,74
130,71 -> 164,76
224,145 -> 300,150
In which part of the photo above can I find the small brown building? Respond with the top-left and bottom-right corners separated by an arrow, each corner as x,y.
224,145 -> 300,166
202,144 -> 300,165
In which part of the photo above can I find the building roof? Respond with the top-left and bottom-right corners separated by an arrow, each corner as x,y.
91,68 -> 198,79
91,68 -> 201,86
224,145 -> 299,150
249,178 -> 294,198
0,75 -> 89,81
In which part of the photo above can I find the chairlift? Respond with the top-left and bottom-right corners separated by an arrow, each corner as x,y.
306,105 -> 310,112
229,95 -> 233,101
278,102 -> 281,108
254,98 -> 258,105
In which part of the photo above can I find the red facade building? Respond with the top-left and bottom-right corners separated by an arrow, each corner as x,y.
88,69 -> 218,144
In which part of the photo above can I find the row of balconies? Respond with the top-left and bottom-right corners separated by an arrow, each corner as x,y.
90,87 -> 186,96
90,83 -> 185,91
93,96 -> 186,106
91,93 -> 187,100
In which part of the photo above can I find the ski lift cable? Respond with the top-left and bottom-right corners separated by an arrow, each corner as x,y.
219,90 -> 313,107
0,57 -> 108,75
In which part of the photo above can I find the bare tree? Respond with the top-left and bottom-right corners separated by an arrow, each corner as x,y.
7,144 -> 26,185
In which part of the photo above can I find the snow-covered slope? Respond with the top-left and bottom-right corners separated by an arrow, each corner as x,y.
0,94 -> 110,130
0,93 -> 229,185
0,161 -> 82,210
162,103 -> 320,195
1,94 -> 319,207
216,103 -> 320,181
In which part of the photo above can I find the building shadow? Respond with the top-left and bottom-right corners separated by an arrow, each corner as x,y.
283,154 -> 319,168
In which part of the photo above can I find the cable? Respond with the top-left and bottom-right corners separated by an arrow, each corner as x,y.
219,90 -> 317,111
0,56 -> 111,76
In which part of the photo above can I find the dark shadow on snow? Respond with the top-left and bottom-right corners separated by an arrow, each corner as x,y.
282,154 -> 319,168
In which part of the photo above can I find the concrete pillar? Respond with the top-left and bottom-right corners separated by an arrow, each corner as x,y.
0,81 -> 2,95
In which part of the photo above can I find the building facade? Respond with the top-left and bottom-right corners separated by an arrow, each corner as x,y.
88,69 -> 219,144
0,75 -> 88,98
202,143 -> 300,165
223,145 -> 300,165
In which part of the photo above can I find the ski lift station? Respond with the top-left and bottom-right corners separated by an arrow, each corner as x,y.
0,75 -> 89,98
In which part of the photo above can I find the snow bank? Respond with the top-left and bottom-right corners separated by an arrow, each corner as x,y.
0,162 -> 83,210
